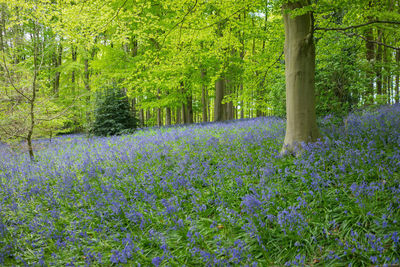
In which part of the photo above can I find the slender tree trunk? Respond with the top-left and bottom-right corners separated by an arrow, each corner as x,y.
187,92 -> 193,124
146,109 -> 150,126
208,98 -> 211,122
0,4 -> 4,52
233,86 -> 237,120
157,108 -> 162,126
166,107 -> 171,125
182,103 -> 187,124
176,106 -> 181,124
281,1 -> 320,155
84,57 -> 89,91
131,97 -> 136,118
226,83 -> 233,120
27,25 -> 40,162
201,70 -> 208,122
71,45 -> 77,89
53,43 -> 62,97
238,11 -> 246,120
139,107 -> 144,125
0,4 -> 5,82
383,40 -> 388,102
180,82 -> 189,124
131,37 -> 138,57
157,89 -> 162,126
365,27 -> 375,102
364,2 -> 375,102
396,49 -> 400,103
256,7 -> 269,117
240,86 -> 245,119
84,54 -> 90,123
376,30 -> 383,95
70,44 -> 79,130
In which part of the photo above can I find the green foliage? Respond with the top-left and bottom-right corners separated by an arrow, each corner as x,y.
315,32 -> 365,116
91,84 -> 139,136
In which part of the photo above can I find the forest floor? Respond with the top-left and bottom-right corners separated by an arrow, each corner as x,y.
0,105 -> 399,266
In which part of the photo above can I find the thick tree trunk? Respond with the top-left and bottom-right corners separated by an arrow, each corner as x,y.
281,1 -> 320,155
214,78 -> 225,121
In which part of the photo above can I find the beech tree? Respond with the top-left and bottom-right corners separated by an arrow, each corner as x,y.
281,0 -> 400,154
281,0 -> 320,154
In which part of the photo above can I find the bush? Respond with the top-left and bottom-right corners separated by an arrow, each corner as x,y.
91,85 -> 139,136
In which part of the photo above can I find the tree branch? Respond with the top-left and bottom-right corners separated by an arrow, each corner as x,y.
35,92 -> 89,122
163,0 -> 198,45
259,50 -> 284,87
100,0 -> 128,30
339,31 -> 400,51
1,44 -> 32,101
182,7 -> 246,31
315,20 -> 400,31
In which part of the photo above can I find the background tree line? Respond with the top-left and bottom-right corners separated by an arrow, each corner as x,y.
0,0 -> 399,144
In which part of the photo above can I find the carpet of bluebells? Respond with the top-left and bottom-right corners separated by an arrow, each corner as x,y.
1,105 -> 400,266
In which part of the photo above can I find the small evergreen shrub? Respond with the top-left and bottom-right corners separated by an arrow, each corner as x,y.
91,85 -> 139,136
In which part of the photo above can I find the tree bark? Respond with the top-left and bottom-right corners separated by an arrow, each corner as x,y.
131,97 -> 136,118
281,1 -> 320,155
376,30 -> 383,95
166,107 -> 171,125
157,89 -> 162,126
176,106 -> 181,124
146,109 -> 150,126
180,82 -> 189,124
365,26 -> 375,102
0,4 -> 4,52
201,70 -> 208,122
240,84 -> 245,119
71,45 -> 77,88
214,78 -> 225,121
27,24 -> 40,162
182,102 -> 187,124
364,1 -> 375,102
53,43 -> 62,97
139,107 -> 144,126
396,49 -> 399,104
186,92 -> 193,124
157,108 -> 162,126
84,57 -> 90,91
